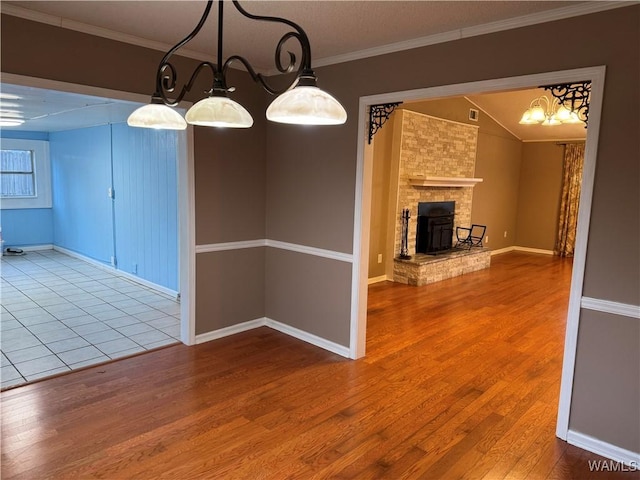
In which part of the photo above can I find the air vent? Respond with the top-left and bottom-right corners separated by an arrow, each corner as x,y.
469,108 -> 479,122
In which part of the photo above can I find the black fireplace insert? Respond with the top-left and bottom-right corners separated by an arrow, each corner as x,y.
416,201 -> 455,254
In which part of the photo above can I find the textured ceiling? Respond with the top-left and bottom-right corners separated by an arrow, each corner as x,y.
3,0 -> 595,71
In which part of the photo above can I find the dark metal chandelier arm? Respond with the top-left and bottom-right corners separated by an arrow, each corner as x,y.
274,32 -> 303,74
232,0 -> 312,70
222,56 -> 280,95
158,61 -> 218,106
153,0 -> 215,100
222,31 -> 305,96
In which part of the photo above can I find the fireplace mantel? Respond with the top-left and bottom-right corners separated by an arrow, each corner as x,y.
408,176 -> 483,188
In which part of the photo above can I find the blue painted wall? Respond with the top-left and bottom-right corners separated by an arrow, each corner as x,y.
48,124 -> 178,290
50,125 -> 114,265
1,131 -> 53,247
5,125 -> 178,289
1,208 -> 53,247
0,130 -> 49,141
111,123 -> 178,291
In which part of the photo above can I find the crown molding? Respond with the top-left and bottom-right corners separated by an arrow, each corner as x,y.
1,1 -> 634,72
0,3 -> 212,62
312,1 -> 635,69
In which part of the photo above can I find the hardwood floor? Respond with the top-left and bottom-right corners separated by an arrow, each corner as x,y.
2,252 -> 637,479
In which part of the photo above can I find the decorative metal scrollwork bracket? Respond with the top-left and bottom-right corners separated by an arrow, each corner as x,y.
368,102 -> 402,143
543,81 -> 591,127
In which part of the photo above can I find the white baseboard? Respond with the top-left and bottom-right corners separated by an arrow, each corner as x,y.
113,269 -> 178,299
53,245 -> 178,299
368,275 -> 388,285
567,430 -> 640,468
194,316 -> 350,358
265,317 -> 351,357
489,246 -> 555,256
490,246 -> 515,256
514,246 -> 555,255
3,244 -> 53,252
195,318 -> 266,344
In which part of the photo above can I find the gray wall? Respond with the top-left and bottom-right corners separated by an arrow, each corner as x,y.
196,248 -> 265,335
516,142 -> 564,251
265,249 -> 352,345
193,121 -> 267,334
2,4 -> 639,454
571,310 -> 640,452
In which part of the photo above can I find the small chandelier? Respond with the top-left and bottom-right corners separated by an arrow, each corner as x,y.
519,95 -> 583,126
127,0 -> 347,130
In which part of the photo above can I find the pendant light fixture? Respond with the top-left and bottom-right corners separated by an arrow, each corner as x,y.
519,93 -> 584,127
127,0 -> 346,130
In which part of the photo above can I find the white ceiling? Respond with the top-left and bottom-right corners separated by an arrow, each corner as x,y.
1,0 -> 596,139
0,83 -> 141,132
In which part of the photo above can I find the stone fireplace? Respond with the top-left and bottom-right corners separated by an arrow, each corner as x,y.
393,109 -> 478,255
391,109 -> 490,285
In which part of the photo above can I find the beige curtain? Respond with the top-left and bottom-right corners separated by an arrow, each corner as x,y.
555,143 -> 585,257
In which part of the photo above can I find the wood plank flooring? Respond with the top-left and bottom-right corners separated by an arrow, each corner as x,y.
2,252 -> 637,479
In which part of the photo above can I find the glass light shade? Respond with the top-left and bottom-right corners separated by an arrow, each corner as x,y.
541,115 -> 562,126
266,86 -> 347,125
555,105 -> 572,122
185,96 -> 253,128
519,110 -> 538,125
127,104 -> 187,130
529,105 -> 547,122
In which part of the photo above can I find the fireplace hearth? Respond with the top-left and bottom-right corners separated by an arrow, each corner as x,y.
416,201 -> 455,254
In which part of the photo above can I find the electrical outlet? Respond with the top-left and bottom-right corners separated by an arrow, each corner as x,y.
377,254 -> 383,264
504,231 -> 508,238
485,236 -> 489,244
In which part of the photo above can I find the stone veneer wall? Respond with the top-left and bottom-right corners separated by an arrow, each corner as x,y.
394,109 -> 479,255
394,249 -> 491,286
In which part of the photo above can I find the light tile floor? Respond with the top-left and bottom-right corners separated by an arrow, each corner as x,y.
1,250 -> 181,389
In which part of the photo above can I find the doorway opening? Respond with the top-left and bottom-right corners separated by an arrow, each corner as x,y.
0,74 -> 195,389
350,67 -> 606,441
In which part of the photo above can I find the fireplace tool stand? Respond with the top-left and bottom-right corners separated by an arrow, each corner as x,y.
399,208 -> 412,260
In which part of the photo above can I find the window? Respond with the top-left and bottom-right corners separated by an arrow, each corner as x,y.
1,149 -> 36,197
0,139 -> 51,209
